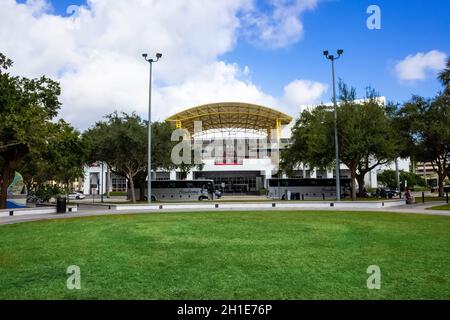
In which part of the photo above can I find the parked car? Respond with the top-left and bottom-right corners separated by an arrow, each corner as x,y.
384,189 -> 400,198
27,193 -> 44,204
214,189 -> 222,199
371,188 -> 399,199
68,192 -> 85,200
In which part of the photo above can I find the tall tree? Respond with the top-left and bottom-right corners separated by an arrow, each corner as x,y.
439,58 -> 450,182
377,169 -> 425,190
83,112 -> 195,202
134,121 -> 183,201
397,94 -> 450,196
84,112 -> 147,203
0,53 -> 61,208
438,57 -> 450,95
46,121 -> 87,196
281,82 -> 400,200
19,120 -> 87,191
19,120 -> 87,197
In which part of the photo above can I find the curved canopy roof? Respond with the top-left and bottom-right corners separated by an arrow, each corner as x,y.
166,102 -> 292,134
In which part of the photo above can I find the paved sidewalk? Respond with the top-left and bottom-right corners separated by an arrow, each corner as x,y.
0,201 -> 449,226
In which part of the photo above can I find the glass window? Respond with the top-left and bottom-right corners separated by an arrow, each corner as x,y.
112,176 -> 127,192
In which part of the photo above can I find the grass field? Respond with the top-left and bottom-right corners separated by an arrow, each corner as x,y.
0,211 -> 449,300
88,196 -> 446,205
427,204 -> 450,211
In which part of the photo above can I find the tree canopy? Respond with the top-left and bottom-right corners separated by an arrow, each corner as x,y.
19,120 -> 87,195
377,169 -> 425,190
396,93 -> 450,196
0,53 -> 62,208
83,112 -> 197,202
438,57 -> 450,95
281,81 -> 401,200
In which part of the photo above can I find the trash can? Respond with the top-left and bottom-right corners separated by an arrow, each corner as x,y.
56,196 -> 67,214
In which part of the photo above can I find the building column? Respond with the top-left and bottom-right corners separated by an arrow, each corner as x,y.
327,168 -> 334,179
82,166 -> 90,195
170,170 -> 177,180
275,119 -> 282,143
101,163 -> 107,195
264,169 -> 272,188
366,170 -> 377,188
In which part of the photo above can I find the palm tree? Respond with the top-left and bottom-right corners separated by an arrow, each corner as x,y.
438,57 -> 450,95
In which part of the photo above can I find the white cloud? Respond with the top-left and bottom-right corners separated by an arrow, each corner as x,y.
241,0 -> 319,48
282,79 -> 328,107
279,79 -> 328,137
0,0 -> 326,130
156,62 -> 277,117
155,64 -> 327,120
395,50 -> 447,81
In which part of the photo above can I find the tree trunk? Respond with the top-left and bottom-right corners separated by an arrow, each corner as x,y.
350,170 -> 357,201
356,173 -> 366,197
139,181 -> 146,202
133,172 -> 147,201
0,160 -> 12,209
66,179 -> 70,203
106,169 -> 110,198
438,173 -> 445,197
129,174 -> 136,203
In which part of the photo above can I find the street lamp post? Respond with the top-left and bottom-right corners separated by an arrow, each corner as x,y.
101,161 -> 104,203
142,52 -> 162,204
323,49 -> 344,201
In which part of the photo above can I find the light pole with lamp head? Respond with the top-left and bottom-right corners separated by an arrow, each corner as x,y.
142,52 -> 162,204
323,49 -> 344,201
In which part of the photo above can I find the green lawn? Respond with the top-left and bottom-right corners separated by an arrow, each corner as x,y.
0,211 -> 449,300
94,196 -> 446,205
427,204 -> 450,211
422,196 -> 449,202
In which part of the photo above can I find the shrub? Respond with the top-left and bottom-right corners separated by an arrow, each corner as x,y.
377,170 -> 426,190
108,191 -> 127,197
33,185 -> 65,202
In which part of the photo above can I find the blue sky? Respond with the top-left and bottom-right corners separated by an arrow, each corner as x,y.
7,0 -> 450,128
224,0 -> 450,102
